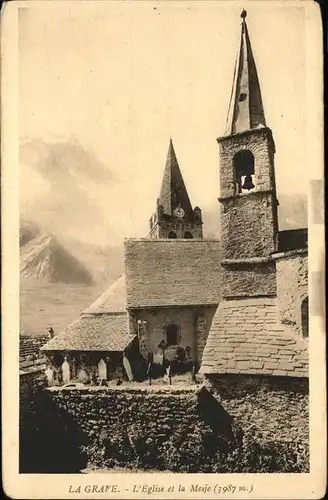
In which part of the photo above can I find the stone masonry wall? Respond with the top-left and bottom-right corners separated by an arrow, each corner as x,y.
205,374 -> 308,445
218,128 -> 276,198
276,254 -> 308,335
220,193 -> 277,260
195,308 -> 217,364
132,307 -> 216,364
20,378 -> 309,473
136,319 -> 148,359
21,386 -> 209,473
134,308 -> 196,360
222,261 -> 276,297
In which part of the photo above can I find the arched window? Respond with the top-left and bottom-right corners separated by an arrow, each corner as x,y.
184,231 -> 193,239
233,150 -> 255,193
165,324 -> 179,346
301,297 -> 309,338
168,231 -> 177,239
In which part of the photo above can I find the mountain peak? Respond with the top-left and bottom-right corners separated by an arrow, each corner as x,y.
20,233 -> 93,285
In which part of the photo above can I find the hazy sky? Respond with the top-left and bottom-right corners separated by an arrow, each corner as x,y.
19,1 -> 309,245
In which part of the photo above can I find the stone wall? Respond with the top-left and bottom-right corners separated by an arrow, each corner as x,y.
133,308 -> 196,360
195,308 -> 217,364
205,374 -> 308,445
20,377 -> 309,473
136,319 -> 149,359
222,260 -> 276,297
218,127 -> 276,198
220,193 -> 278,260
275,253 -> 308,335
131,306 -> 216,364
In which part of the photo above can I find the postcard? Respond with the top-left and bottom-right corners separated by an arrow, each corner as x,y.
1,0 -> 326,498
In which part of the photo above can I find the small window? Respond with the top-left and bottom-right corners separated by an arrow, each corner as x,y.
301,297 -> 309,338
168,231 -> 177,239
239,93 -> 247,102
184,231 -> 193,239
165,324 -> 179,346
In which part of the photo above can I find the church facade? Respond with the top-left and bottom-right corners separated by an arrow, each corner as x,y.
41,12 -> 308,388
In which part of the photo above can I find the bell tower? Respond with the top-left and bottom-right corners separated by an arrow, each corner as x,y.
218,11 -> 279,297
149,139 -> 203,239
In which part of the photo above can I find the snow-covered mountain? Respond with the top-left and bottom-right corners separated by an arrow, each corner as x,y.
20,234 -> 93,285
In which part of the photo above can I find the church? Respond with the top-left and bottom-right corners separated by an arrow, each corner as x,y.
41,12 -> 308,386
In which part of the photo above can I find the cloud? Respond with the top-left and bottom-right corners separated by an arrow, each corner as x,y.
20,137 -> 115,183
20,138 -> 117,245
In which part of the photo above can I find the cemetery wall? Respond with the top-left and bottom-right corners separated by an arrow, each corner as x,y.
20,378 -> 309,473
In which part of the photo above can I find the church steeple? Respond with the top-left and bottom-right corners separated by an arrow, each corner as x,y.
148,139 -> 203,239
158,138 -> 193,219
217,12 -> 279,298
225,10 -> 266,136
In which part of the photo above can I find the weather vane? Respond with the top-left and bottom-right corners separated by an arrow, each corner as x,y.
241,9 -> 247,19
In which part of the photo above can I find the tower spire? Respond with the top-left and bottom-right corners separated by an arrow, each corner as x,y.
158,139 -> 193,218
148,139 -> 203,239
225,10 -> 266,136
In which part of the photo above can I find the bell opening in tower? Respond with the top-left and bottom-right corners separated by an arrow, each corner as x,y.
233,150 -> 255,194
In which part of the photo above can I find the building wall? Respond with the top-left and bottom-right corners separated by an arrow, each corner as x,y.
195,309 -> 217,365
130,306 -> 216,364
222,261 -> 276,297
275,254 -> 308,335
220,193 -> 277,259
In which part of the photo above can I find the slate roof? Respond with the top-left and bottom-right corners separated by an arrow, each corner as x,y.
125,239 -> 221,308
41,313 -> 135,352
19,354 -> 47,373
200,297 -> 308,377
20,334 -> 49,357
83,274 -> 126,314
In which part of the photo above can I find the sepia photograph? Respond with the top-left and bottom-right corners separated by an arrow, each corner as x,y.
1,0 -> 326,497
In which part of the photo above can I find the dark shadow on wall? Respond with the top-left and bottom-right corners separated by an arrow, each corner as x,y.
196,386 -> 234,441
20,389 -> 88,473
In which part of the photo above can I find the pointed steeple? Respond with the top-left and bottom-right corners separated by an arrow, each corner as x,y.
148,139 -> 203,239
225,10 -> 266,136
158,139 -> 193,218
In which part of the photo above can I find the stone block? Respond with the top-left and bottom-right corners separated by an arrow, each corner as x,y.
250,361 -> 264,369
